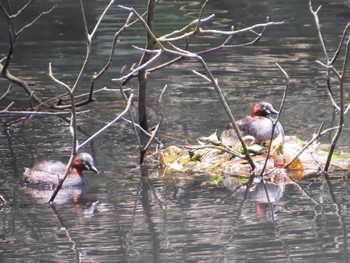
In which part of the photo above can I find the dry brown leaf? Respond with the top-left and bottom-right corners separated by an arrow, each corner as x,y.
285,154 -> 304,170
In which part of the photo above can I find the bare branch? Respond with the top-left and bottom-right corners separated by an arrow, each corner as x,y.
309,1 -> 329,61
330,22 -> 350,65
141,120 -> 162,160
9,0 -> 34,18
0,110 -> 70,116
193,55 -> 256,171
158,14 -> 215,41
118,4 -> 164,49
3,101 -> 14,111
112,48 -> 162,83
200,21 -> 284,35
0,64 -> 42,104
184,144 -> 244,159
78,93 -> 134,149
17,5 -> 56,35
195,0 -> 209,32
117,3 -> 287,171
0,2 -> 54,106
259,63 -> 289,177
49,63 -> 71,91
315,60 -> 341,79
192,69 -> 211,82
89,12 -> 133,100
158,84 -> 168,104
0,84 -> 12,101
159,21 -> 283,42
49,155 -> 75,204
340,28 -> 350,82
0,2 -> 10,17
116,3 -> 282,89
89,0 -> 115,41
345,103 -> 350,114
309,0 -> 348,172
283,124 -> 338,169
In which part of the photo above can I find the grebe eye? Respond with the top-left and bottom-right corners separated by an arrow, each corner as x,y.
83,161 -> 89,169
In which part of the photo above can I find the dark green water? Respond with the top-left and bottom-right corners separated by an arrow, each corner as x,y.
0,0 -> 350,262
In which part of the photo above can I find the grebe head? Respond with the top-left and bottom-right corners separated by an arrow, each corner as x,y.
72,153 -> 99,174
252,101 -> 279,117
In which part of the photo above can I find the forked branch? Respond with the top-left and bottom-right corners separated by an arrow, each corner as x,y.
309,0 -> 350,173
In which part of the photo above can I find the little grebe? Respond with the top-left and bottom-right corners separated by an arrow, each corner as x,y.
22,152 -> 99,187
221,101 -> 284,146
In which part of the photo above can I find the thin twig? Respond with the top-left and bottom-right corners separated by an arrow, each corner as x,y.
49,155 -> 75,204
183,144 -> 244,158
78,94 -> 134,149
259,63 -> 289,177
330,22 -> 350,65
309,0 -> 349,173
159,14 -> 215,41
0,84 -> 12,101
284,124 -> 323,169
194,55 -> 256,171
140,120 -> 162,164
160,19 -> 283,42
123,6 -> 259,170
112,48 -> 162,84
284,125 -> 339,169
194,0 -> 209,32
0,110 -> 70,115
9,0 -> 34,18
89,12 -> 133,100
49,63 -> 71,90
89,0 -> 115,41
309,1 -> 329,60
17,5 -> 56,35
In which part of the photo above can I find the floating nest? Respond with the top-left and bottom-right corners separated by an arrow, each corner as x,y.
154,132 -> 350,185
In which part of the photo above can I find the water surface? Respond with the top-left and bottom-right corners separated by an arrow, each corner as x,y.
1,0 -> 350,262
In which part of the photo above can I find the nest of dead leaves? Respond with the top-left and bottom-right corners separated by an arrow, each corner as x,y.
155,132 -> 350,186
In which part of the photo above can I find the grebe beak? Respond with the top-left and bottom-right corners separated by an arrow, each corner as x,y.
84,162 -> 99,173
89,164 -> 99,174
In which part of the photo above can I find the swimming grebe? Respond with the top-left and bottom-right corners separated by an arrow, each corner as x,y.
221,101 -> 284,146
22,152 -> 99,187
